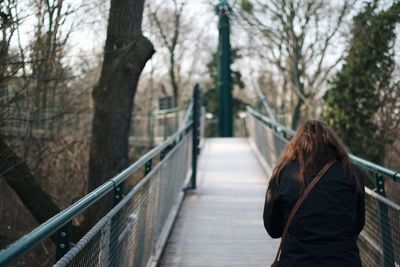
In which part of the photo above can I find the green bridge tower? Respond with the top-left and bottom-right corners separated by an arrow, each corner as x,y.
216,0 -> 233,137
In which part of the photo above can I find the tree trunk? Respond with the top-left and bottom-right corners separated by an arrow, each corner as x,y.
291,97 -> 303,129
170,67 -> 179,106
87,0 -> 155,225
0,136 -> 60,224
170,51 -> 179,106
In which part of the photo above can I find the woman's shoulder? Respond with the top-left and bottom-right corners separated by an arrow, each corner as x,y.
333,160 -> 365,175
280,159 -> 299,173
331,160 -> 367,187
349,162 -> 367,186
277,160 -> 300,185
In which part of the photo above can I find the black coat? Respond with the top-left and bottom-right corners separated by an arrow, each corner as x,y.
263,159 -> 365,267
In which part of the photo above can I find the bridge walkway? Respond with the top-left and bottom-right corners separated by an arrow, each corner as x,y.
159,138 -> 279,267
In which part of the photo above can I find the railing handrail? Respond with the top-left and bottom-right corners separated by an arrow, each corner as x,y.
2,106 -> 186,115
155,106 -> 186,115
132,106 -> 186,117
0,120 -> 193,266
246,105 -> 400,182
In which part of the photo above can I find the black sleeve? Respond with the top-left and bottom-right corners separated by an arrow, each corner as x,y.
263,181 -> 284,238
355,167 -> 366,233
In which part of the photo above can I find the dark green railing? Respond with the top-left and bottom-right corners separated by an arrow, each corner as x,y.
246,106 -> 400,267
246,106 -> 400,181
0,85 -> 202,266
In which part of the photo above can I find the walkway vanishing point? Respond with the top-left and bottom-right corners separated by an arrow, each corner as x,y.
159,138 -> 279,267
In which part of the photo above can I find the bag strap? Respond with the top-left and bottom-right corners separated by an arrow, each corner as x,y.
273,160 -> 336,263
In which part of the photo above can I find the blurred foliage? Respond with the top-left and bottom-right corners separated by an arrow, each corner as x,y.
240,0 -> 253,13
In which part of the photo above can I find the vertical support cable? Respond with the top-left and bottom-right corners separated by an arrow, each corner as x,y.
163,113 -> 168,141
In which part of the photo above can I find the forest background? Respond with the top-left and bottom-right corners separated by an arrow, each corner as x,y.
0,0 -> 399,265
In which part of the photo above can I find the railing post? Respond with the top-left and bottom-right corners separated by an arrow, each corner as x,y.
55,221 -> 71,261
113,183 -> 123,206
145,159 -> 153,176
375,173 -> 395,267
160,147 -> 167,160
160,141 -> 175,162
188,84 -> 201,190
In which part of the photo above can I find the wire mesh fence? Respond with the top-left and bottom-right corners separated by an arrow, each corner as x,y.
129,109 -> 186,147
246,108 -> 400,267
0,105 -> 185,146
54,216 -> 110,267
0,106 -> 93,138
358,188 -> 400,267
0,85 -> 201,267
54,130 -> 192,267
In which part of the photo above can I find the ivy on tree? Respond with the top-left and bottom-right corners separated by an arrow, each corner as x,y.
202,48 -> 246,118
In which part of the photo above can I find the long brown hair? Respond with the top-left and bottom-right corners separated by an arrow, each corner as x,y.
270,119 -> 361,194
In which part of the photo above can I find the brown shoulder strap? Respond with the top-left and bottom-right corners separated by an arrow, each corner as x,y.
273,160 -> 336,263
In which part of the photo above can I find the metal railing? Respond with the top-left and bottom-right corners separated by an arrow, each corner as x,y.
0,85 -> 203,267
129,107 -> 187,147
246,106 -> 400,267
0,105 -> 185,145
0,106 -> 92,138
55,128 -> 193,267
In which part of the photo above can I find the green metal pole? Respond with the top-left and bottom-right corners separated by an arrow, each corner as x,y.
216,0 -> 233,137
375,174 -> 395,267
183,84 -> 201,191
191,84 -> 201,189
55,221 -> 71,261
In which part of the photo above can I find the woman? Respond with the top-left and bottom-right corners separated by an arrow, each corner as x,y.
263,119 -> 365,267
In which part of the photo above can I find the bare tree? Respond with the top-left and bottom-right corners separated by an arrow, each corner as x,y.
148,0 -> 185,106
240,0 -> 356,128
0,1 -> 14,103
0,0 -> 87,240
0,0 -> 24,117
0,0 -> 66,227
29,0 -> 74,120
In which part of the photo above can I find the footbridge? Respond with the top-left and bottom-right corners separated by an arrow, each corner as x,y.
0,85 -> 399,267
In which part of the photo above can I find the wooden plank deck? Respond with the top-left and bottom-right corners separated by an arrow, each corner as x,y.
158,138 -> 279,267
